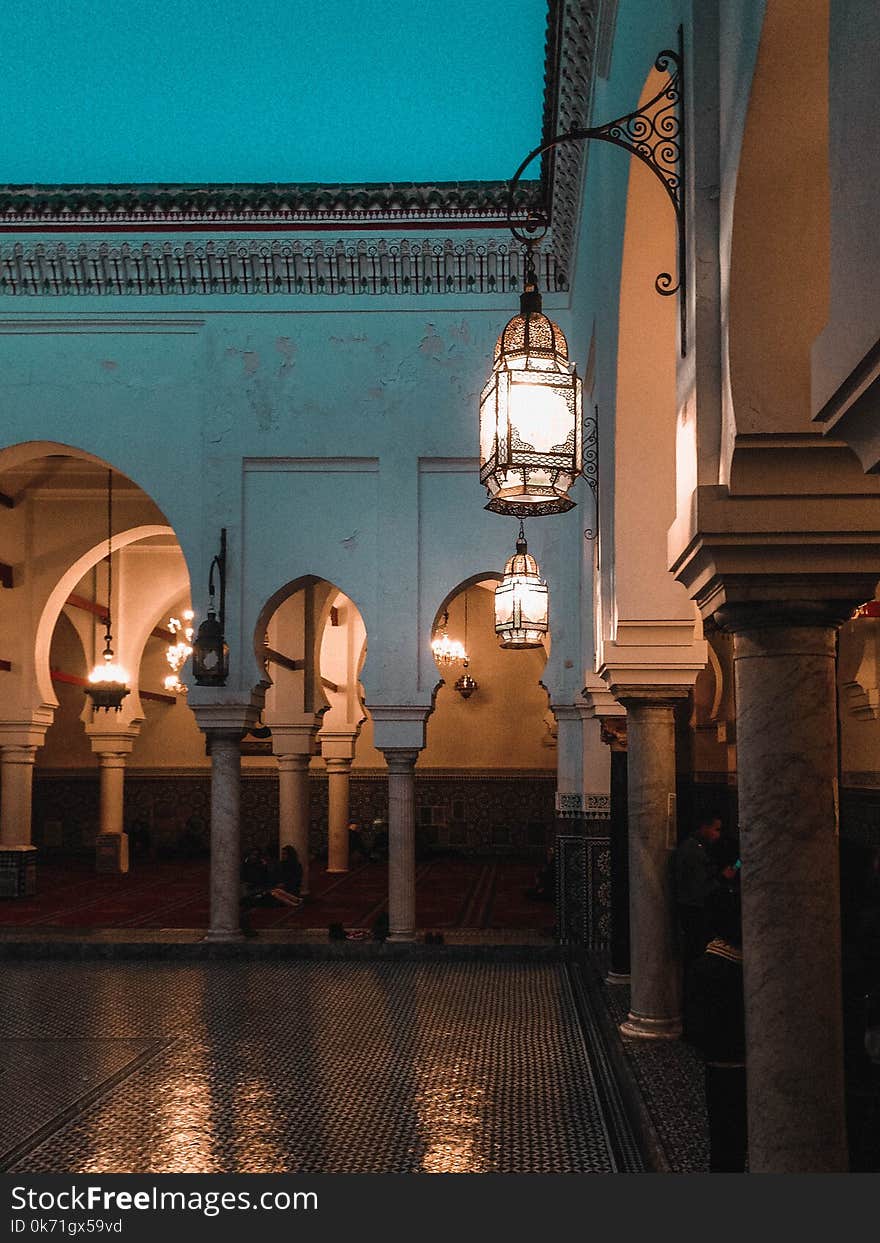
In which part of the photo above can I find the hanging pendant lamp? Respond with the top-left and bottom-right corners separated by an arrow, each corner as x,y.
454,590 -> 479,699
84,469 -> 130,712
494,522 -> 549,649
479,243 -> 583,517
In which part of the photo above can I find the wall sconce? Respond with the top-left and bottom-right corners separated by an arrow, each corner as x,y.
192,529 -> 229,686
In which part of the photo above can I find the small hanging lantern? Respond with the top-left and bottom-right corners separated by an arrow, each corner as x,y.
192,530 -> 230,686
479,244 -> 582,517
85,469 -> 130,713
494,523 -> 549,649
454,593 -> 478,699
454,669 -> 478,699
431,609 -> 467,667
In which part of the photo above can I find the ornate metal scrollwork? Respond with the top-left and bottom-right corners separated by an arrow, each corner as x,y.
507,27 -> 687,354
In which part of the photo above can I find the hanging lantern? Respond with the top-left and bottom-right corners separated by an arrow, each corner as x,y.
494,525 -> 549,649
453,593 -> 478,699
454,668 -> 479,700
193,530 -> 230,686
84,470 -> 130,712
479,249 -> 582,517
431,610 -> 467,667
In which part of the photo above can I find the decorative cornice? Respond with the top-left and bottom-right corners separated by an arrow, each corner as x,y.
0,237 -> 563,299
0,181 -> 540,233
0,0 -> 600,298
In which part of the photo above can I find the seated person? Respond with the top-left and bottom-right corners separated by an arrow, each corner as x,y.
241,848 -> 272,903
270,845 -> 304,907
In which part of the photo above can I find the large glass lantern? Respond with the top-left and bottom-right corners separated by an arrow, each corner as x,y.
480,282 -> 583,517
494,527 -> 550,649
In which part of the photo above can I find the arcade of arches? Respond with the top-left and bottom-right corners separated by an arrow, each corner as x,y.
1,0 -> 879,1176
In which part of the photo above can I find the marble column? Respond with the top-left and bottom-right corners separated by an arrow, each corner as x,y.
0,745 -> 38,847
325,756 -> 352,873
277,753 -> 311,895
384,749 -> 418,942
96,752 -> 128,872
719,602 -> 852,1173
206,730 -> 244,942
613,688 -> 688,1038
87,728 -> 138,875
601,718 -> 630,982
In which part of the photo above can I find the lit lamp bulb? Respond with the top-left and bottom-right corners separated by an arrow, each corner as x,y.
164,609 -> 194,693
86,644 -> 131,712
431,611 -> 467,666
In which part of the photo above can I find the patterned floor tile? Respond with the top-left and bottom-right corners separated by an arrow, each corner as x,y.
1,961 -> 643,1174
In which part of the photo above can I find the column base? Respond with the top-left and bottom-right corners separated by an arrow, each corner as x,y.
620,1012 -> 682,1040
202,929 -> 246,943
326,866 -> 349,874
95,832 -> 129,874
386,931 -> 416,943
605,971 -> 631,985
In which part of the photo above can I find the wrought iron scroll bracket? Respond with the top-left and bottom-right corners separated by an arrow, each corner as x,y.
508,27 -> 687,354
208,528 -> 227,632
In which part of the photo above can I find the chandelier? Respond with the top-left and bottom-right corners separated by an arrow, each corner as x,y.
494,523 -> 549,649
164,609 -> 194,693
479,243 -> 583,517
84,469 -> 130,712
431,609 -> 467,667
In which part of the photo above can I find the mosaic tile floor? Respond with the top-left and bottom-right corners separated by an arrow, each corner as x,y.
602,979 -> 710,1173
0,961 -> 644,1174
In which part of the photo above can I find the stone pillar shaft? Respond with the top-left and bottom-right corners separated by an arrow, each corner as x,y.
615,693 -> 684,1038
608,745 -> 630,980
325,757 -> 352,873
278,753 -> 311,895
207,731 -> 243,942
384,749 -> 418,942
0,746 -> 38,847
729,615 -> 848,1172
98,753 -> 126,835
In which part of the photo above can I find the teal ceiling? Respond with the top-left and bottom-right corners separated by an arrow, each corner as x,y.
5,0 -> 547,185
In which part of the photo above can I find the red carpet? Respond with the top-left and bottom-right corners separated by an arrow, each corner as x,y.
0,856 -> 555,933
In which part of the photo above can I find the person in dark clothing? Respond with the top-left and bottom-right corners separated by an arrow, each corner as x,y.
270,845 -> 303,907
674,814 -> 723,966
685,886 -> 747,1173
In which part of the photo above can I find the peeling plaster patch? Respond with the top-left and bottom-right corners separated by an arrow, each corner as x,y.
368,386 -> 385,400
340,530 -> 359,550
275,337 -> 296,370
449,320 -> 473,347
99,359 -> 118,371
242,351 -> 260,376
419,325 -> 444,359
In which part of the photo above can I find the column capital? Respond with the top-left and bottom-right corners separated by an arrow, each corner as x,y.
85,725 -> 140,757
609,685 -> 691,711
270,720 -> 321,758
0,743 -> 39,764
324,754 -> 353,774
369,704 -> 431,752
190,699 -> 261,736
276,752 -> 311,771
0,721 -> 50,750
714,599 -> 863,635
382,748 -> 420,774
